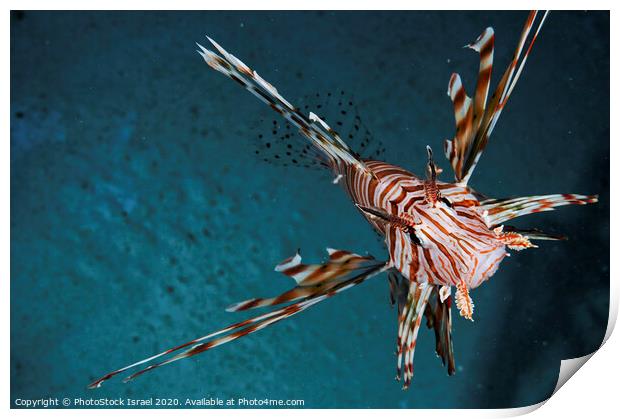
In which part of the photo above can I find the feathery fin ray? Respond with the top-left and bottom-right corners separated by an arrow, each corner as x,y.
481,193 -> 598,226
196,39 -> 372,177
424,286 -> 456,375
445,11 -> 549,185
88,251 -> 388,388
88,11 -> 599,393
227,248 -> 380,312
395,281 -> 433,389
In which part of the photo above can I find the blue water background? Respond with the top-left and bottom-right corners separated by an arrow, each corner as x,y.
11,11 -> 609,408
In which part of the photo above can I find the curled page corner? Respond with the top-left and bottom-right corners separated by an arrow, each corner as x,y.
549,290 -> 618,399
553,353 -> 595,395
505,350 -> 602,416
510,292 -> 617,415
502,401 -> 545,417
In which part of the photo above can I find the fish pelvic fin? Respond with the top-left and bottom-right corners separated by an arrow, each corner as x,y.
424,285 -> 456,375
87,251 -> 388,389
390,271 -> 456,381
444,11 -> 549,185
196,38 -> 372,177
395,280 -> 434,389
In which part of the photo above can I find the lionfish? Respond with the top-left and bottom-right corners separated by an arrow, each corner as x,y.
89,11 -> 597,390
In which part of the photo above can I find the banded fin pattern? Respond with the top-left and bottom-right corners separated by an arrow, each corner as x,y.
389,272 -> 455,378
87,11 -> 600,393
482,193 -> 598,226
445,73 -> 474,179
424,285 -> 455,375
196,38 -> 372,176
88,256 -> 389,389
396,282 -> 433,389
445,11 -> 549,185
253,91 -> 386,170
227,248 -> 379,312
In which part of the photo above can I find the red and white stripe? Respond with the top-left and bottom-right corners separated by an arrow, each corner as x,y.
88,11 -> 598,391
341,160 -> 507,290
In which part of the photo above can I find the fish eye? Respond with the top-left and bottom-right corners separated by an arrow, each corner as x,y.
409,231 -> 423,246
441,197 -> 453,208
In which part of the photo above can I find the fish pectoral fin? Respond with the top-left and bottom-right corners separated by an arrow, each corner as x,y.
88,259 -> 389,389
275,247 -> 377,285
196,38 -> 370,175
228,248 -> 381,312
481,193 -> 598,226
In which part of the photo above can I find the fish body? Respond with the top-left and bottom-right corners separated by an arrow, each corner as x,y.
342,160 -> 507,290
89,11 -> 597,390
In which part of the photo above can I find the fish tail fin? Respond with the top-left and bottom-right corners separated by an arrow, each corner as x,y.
481,193 -> 598,226
445,11 -> 549,185
196,38 -> 372,177
87,251 -> 387,389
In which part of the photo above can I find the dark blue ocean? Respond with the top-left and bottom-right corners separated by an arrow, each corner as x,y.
11,10 -> 609,408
